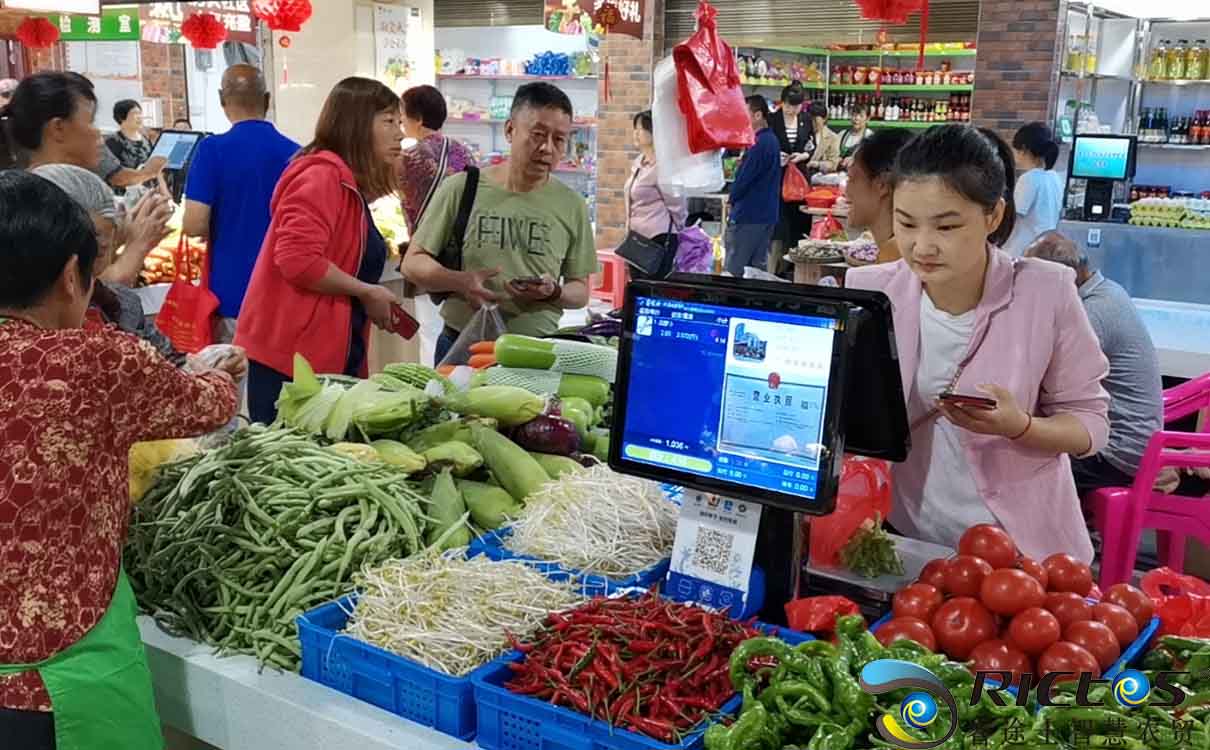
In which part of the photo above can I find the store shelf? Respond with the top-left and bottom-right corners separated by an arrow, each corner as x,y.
828,119 -> 941,129
830,84 -> 974,92
438,73 -> 597,81
1141,78 -> 1210,87
446,117 -> 597,129
754,45 -> 831,56
1137,142 -> 1210,151
827,48 -> 977,58
1059,71 -> 1134,82
741,79 -> 826,90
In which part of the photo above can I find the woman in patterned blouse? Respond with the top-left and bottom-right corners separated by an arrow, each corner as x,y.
0,171 -> 242,749
398,84 -> 473,234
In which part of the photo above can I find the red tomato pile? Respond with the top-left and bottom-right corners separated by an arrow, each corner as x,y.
878,525 -> 1156,684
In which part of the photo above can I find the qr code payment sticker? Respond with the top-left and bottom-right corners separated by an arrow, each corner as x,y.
691,527 -> 735,577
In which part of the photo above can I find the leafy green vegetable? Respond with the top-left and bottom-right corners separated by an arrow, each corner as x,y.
838,514 -> 903,578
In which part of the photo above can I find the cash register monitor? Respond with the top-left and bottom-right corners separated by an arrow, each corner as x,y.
1069,134 -> 1136,221
610,278 -> 853,515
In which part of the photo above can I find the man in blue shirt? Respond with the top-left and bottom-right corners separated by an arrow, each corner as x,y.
724,96 -> 782,276
183,64 -> 299,342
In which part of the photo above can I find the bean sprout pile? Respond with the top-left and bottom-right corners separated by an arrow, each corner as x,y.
345,552 -> 581,677
507,465 -> 678,577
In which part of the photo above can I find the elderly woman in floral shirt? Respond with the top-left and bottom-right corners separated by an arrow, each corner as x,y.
397,84 -> 474,234
0,171 -> 241,750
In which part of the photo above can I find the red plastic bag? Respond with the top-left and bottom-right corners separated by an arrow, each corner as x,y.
672,1 -> 754,154
810,211 -> 846,241
158,236 -> 217,354
1141,567 -> 1210,637
785,596 -> 862,634
808,456 -> 892,568
782,165 -> 809,202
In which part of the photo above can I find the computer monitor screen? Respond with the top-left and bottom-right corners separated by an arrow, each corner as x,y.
149,130 -> 204,171
611,282 -> 847,514
1070,135 -> 1135,181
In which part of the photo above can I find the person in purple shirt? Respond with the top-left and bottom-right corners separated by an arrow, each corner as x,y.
183,64 -> 299,343
398,84 -> 474,235
724,96 -> 782,276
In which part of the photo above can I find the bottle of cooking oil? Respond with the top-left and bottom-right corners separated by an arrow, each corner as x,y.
1149,40 -> 1168,80
1167,40 -> 1187,80
1188,39 -> 1208,81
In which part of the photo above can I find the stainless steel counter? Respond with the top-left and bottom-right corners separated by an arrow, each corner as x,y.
1058,220 -> 1210,379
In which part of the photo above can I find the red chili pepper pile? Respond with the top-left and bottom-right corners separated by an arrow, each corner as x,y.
505,591 -> 761,743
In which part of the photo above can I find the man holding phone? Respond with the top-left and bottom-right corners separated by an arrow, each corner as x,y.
403,83 -> 598,364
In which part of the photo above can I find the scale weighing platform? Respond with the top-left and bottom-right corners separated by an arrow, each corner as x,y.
607,274 -> 910,623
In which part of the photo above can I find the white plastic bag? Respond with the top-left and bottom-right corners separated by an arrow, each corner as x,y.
437,304 -> 507,368
652,56 -> 724,198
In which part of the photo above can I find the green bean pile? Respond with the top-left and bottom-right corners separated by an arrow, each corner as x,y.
126,426 -> 432,671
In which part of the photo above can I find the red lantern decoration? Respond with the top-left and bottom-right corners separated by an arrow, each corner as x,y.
593,3 -> 622,103
15,17 -> 60,50
852,0 -> 930,69
251,0 -> 313,32
181,13 -> 228,50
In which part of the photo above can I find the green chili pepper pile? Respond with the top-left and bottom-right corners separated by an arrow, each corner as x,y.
126,426 -> 435,671
705,619 -> 1210,750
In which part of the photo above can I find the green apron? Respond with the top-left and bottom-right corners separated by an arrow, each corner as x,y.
0,568 -> 163,749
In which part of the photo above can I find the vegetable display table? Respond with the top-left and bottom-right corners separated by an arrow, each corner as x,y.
139,617 -> 475,750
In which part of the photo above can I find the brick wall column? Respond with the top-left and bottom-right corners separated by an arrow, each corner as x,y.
140,41 -> 190,126
595,0 -> 665,248
971,0 -> 1068,139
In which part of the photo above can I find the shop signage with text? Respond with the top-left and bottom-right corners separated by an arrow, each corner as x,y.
143,1 -> 255,44
544,0 -> 643,39
49,7 -> 140,42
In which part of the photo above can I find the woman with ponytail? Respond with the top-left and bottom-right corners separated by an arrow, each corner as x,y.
1002,122 -> 1064,255
845,124 -> 1110,564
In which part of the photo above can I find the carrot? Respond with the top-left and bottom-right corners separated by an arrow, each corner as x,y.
436,365 -> 457,376
469,340 -> 496,355
468,354 -> 497,370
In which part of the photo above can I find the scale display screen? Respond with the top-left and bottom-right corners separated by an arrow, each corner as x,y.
1070,135 -> 1135,180
613,291 -> 845,512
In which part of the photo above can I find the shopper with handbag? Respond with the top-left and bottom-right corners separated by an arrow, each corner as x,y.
620,110 -> 688,279
723,96 -> 782,277
403,83 -> 598,365
845,125 -> 1110,563
768,83 -> 814,270
236,77 -> 404,424
843,128 -> 916,263
806,102 -> 842,174
399,84 -> 475,234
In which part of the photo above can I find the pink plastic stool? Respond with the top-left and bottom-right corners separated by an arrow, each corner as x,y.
1088,372 -> 1210,586
590,250 -> 629,309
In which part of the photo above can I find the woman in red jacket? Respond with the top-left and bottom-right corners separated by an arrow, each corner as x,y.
236,77 -> 403,423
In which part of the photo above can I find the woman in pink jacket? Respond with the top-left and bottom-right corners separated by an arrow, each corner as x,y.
846,125 -> 1110,564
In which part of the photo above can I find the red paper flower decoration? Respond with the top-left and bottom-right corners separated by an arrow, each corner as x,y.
15,17 -> 60,49
251,0 -> 313,32
181,13 -> 228,50
853,0 -> 923,24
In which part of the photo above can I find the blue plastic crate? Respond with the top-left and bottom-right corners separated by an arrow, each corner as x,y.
870,608 -> 1161,681
297,595 -> 503,741
471,527 -> 671,598
472,616 -> 812,750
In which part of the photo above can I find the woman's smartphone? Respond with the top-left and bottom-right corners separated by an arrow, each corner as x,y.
939,392 -> 998,410
389,303 -> 419,339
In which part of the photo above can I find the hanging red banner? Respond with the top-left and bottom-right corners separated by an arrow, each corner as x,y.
544,0 -> 642,39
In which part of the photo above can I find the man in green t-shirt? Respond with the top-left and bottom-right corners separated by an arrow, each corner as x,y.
404,82 -> 598,363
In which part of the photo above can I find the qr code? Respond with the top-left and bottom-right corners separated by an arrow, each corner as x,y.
691,527 -> 734,577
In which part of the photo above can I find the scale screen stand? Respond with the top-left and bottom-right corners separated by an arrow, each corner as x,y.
665,491 -> 803,626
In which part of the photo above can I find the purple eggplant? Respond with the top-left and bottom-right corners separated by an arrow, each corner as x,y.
509,415 -> 582,456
